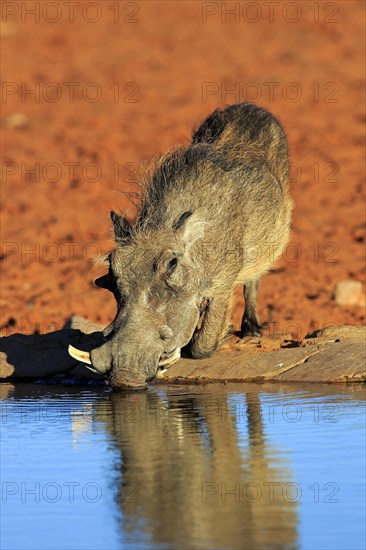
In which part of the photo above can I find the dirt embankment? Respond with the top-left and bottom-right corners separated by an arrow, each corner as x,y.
1,2 -> 365,341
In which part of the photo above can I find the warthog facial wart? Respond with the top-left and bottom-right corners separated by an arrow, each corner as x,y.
69,103 -> 293,389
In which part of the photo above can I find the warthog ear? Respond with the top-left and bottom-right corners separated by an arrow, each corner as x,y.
174,207 -> 207,248
110,211 -> 132,244
94,273 -> 110,289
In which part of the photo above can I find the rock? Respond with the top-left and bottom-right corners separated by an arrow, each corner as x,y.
276,342 -> 366,383
63,315 -> 104,334
158,325 -> 366,385
351,223 -> 365,244
334,280 -> 365,307
0,352 -> 15,378
0,22 -> 17,38
305,324 -> 366,342
3,113 -> 29,129
159,346 -> 320,384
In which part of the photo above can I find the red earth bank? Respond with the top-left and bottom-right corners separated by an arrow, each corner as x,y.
1,1 -> 365,341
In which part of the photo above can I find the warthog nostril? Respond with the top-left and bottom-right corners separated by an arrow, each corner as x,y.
159,325 -> 174,340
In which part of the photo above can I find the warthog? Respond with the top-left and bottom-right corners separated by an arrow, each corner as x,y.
70,103 -> 293,388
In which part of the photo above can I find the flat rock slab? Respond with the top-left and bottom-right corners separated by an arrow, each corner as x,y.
159,326 -> 365,384
275,342 -> 366,383
0,318 -> 365,385
159,342 -> 365,384
158,346 -> 320,383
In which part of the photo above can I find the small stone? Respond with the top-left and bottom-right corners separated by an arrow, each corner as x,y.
3,113 -> 29,129
63,315 -> 104,334
351,224 -> 365,243
0,352 -> 15,378
0,22 -> 17,37
335,280 -> 365,307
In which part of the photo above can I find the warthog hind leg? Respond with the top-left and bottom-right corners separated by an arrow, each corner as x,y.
241,279 -> 262,337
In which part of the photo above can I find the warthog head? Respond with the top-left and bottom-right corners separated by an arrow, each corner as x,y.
84,208 -> 207,388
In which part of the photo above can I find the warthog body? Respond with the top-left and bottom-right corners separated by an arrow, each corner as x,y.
90,103 -> 293,388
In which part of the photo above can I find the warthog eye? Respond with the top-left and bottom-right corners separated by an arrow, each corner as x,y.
167,257 -> 178,274
154,250 -> 183,290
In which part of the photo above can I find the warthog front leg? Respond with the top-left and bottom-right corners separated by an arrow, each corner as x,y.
190,294 -> 231,358
241,279 -> 261,337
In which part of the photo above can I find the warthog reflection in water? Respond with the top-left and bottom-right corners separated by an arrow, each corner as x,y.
96,387 -> 298,549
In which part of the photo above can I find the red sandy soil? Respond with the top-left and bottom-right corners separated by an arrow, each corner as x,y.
1,1 -> 365,341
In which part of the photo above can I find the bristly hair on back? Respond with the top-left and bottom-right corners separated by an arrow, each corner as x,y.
111,103 -> 287,237
135,141 -> 266,232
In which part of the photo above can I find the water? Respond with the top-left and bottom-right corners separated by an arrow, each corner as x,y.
1,382 -> 365,550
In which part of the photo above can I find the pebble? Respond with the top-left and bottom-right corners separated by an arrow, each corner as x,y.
0,22 -> 17,37
3,113 -> 29,129
335,280 -> 365,307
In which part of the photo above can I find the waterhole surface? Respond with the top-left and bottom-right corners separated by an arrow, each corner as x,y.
1,382 -> 365,549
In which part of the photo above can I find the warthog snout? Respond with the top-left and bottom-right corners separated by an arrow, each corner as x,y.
90,340 -> 151,388
89,332 -> 180,388
87,331 -> 183,389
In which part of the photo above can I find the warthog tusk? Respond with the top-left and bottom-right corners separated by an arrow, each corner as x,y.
69,344 -> 180,376
85,365 -> 99,374
68,345 -> 92,365
156,368 -> 167,378
158,348 -> 181,367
